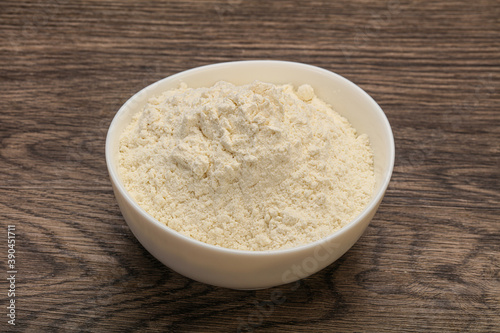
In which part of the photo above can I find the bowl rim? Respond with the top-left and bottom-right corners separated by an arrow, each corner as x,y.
105,60 -> 395,256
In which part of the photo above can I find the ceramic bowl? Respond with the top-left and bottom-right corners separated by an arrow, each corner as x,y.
105,60 -> 395,289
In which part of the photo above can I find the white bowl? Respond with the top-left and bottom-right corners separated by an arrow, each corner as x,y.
106,60 -> 395,289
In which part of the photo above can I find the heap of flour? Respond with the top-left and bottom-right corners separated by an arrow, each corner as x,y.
119,81 -> 374,251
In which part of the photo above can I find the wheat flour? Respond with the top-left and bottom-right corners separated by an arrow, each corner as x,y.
119,80 -> 374,251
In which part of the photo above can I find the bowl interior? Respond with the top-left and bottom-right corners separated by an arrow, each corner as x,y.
107,61 -> 394,214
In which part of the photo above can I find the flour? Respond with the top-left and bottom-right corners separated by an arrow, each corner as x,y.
119,80 -> 375,251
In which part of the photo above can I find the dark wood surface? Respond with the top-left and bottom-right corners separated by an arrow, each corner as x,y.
1,0 -> 499,332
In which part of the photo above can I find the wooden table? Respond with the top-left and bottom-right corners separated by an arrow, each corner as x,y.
1,0 -> 499,331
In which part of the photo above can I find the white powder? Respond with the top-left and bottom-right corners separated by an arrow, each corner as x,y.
119,81 -> 375,251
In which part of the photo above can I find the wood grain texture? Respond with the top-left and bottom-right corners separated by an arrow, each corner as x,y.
1,0 -> 499,332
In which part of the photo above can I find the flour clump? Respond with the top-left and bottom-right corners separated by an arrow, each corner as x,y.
119,81 -> 375,251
